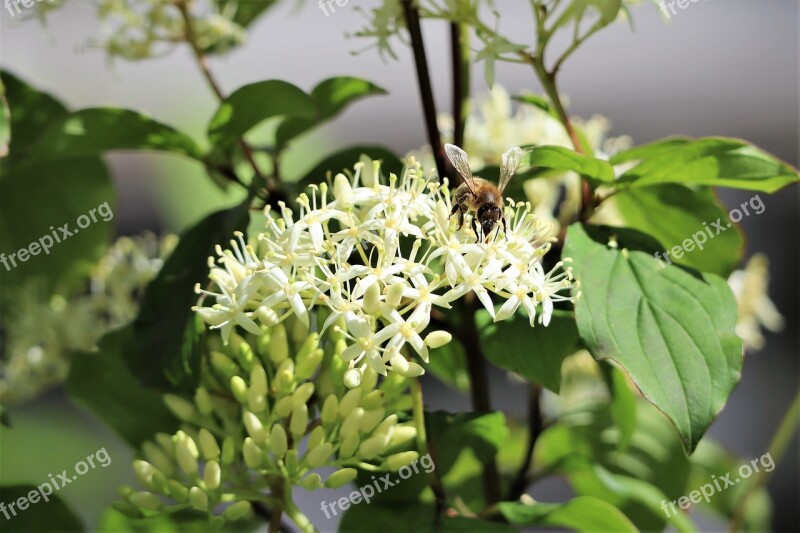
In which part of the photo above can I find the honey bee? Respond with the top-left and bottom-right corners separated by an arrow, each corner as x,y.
445,143 -> 524,242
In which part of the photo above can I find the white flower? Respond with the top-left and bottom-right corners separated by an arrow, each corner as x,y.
196,155 -> 578,382
728,254 -> 784,351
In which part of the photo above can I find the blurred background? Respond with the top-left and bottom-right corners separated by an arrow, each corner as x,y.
1,0 -> 797,531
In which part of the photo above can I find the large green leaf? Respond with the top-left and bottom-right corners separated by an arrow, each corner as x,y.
275,77 -> 387,149
207,80 -> 315,150
30,108 -> 204,161
0,485 -> 83,532
616,137 -> 799,192
499,496 -> 636,532
610,184 -> 744,277
125,200 -> 250,392
563,224 -> 743,453
478,309 -> 581,393
0,70 -> 68,166
425,337 -> 470,392
610,137 -> 691,166
522,145 -> 615,187
0,158 -> 114,293
67,327 -> 179,447
215,0 -> 278,28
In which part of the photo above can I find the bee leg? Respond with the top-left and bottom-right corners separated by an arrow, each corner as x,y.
471,216 -> 480,242
501,212 -> 507,240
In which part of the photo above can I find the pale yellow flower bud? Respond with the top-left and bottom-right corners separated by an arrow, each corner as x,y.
359,408 -> 386,434
361,390 -> 385,410
198,429 -> 220,461
296,348 -> 324,380
163,394 -> 195,422
363,282 -> 381,314
424,330 -> 452,349
270,424 -> 288,458
210,351 -> 238,380
300,473 -> 322,491
343,368 -> 362,389
242,437 -> 262,469
275,395 -> 295,417
361,367 -> 379,391
338,388 -> 362,418
142,441 -> 174,476
221,436 -> 236,465
132,460 -> 160,491
321,395 -> 339,425
388,425 -> 417,448
374,414 -> 399,436
167,480 -> 188,501
230,376 -> 248,404
338,432 -> 359,458
325,468 -> 357,489
386,451 -> 419,471
256,306 -> 279,326
340,407 -> 365,438
204,460 -> 221,490
307,426 -> 325,450
290,403 -> 309,438
189,486 -> 208,511
292,382 -> 315,407
223,501 -> 252,521
194,387 -> 213,416
275,359 -> 295,393
385,281 -> 405,308
358,433 -> 390,458
243,411 -> 267,443
129,491 -> 162,512
269,323 -> 289,364
334,173 -> 354,207
304,442 -> 333,468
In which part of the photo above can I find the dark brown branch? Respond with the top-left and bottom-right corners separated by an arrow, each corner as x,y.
508,384 -> 543,500
450,22 -> 469,148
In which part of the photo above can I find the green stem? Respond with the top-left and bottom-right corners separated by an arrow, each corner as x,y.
412,378 -> 447,519
730,390 -> 800,531
282,483 -> 316,533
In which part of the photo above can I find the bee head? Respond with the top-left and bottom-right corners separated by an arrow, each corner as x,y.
477,206 -> 501,237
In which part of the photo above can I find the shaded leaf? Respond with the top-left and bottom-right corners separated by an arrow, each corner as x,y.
523,145 -> 615,187
425,337 -> 470,392
30,108 -> 204,161
0,79 -> 9,158
0,484 -> 84,532
67,327 -> 179,447
499,496 -> 637,532
563,223 -> 743,453
125,200 -> 250,392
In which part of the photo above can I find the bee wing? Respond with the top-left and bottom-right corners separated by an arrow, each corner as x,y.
498,147 -> 524,194
445,143 -> 477,194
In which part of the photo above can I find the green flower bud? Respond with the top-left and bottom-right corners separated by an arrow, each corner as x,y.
175,433 -> 199,475
321,395 -> 338,425
242,437 -> 262,469
359,408 -> 386,434
307,426 -> 325,450
235,337 -> 256,372
289,403 -> 309,438
198,428 -> 220,461
385,281 -> 405,307
296,348 -> 324,380
142,441 -> 174,476
209,515 -> 226,529
361,367 -> 379,391
424,330 -> 452,349
256,306 -> 279,327
299,473 -> 322,491
221,436 -> 236,465
210,351 -> 239,380
343,368 -> 362,389
275,359 -> 295,393
248,365 -> 268,413
223,500 -> 252,521
204,460 -> 221,490
379,373 -> 408,398
132,460 -> 160,491
325,468 -> 358,489
243,411 -> 267,443
338,433 -> 359,458
230,376 -> 249,404
269,323 -> 289,364
289,316 -> 310,344
248,388 -> 268,414
387,425 -> 417,448
163,394 -> 195,422
338,388 -> 362,418
374,414 -> 399,436
284,449 -> 299,476
402,361 -> 425,378
304,442 -> 333,468
292,382 -> 315,407
363,282 -> 381,314
275,396 -> 295,417
194,387 -> 214,416
118,485 -> 135,499
361,390 -> 385,411
112,501 -> 142,519
296,332 -> 320,362
166,480 -> 188,502
256,327 -> 272,358
189,486 -> 208,511
340,407 -> 365,438
270,423 -> 288,458
129,491 -> 162,512
385,451 -> 419,471
358,433 -> 390,458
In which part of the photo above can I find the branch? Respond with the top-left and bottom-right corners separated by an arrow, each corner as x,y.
411,378 -> 448,523
507,384 -> 543,500
400,0 -> 448,181
450,22 -> 470,148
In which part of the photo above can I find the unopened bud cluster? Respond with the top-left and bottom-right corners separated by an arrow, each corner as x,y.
121,319 -> 416,522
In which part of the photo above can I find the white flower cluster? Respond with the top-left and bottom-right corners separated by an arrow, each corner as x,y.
195,158 -> 578,385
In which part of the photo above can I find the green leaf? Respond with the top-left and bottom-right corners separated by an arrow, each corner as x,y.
499,496 -> 637,532
67,327 -> 179,447
563,224 -> 743,453
511,93 -> 556,116
207,80 -> 315,150
478,309 -> 581,393
295,145 -> 403,189
0,484 -> 84,532
125,200 -> 250,392
0,158 -> 114,293
607,365 -> 636,451
616,137 -> 800,192
0,70 -> 68,166
610,137 -> 691,166
215,0 -> 278,28
30,108 -> 204,161
0,79 -> 9,158
523,145 -> 615,187
610,184 -> 744,277
275,77 -> 387,149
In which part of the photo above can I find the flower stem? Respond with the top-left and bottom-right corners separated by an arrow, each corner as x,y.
730,389 -> 800,531
282,482 -> 316,533
400,0 -> 448,181
450,22 -> 470,148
